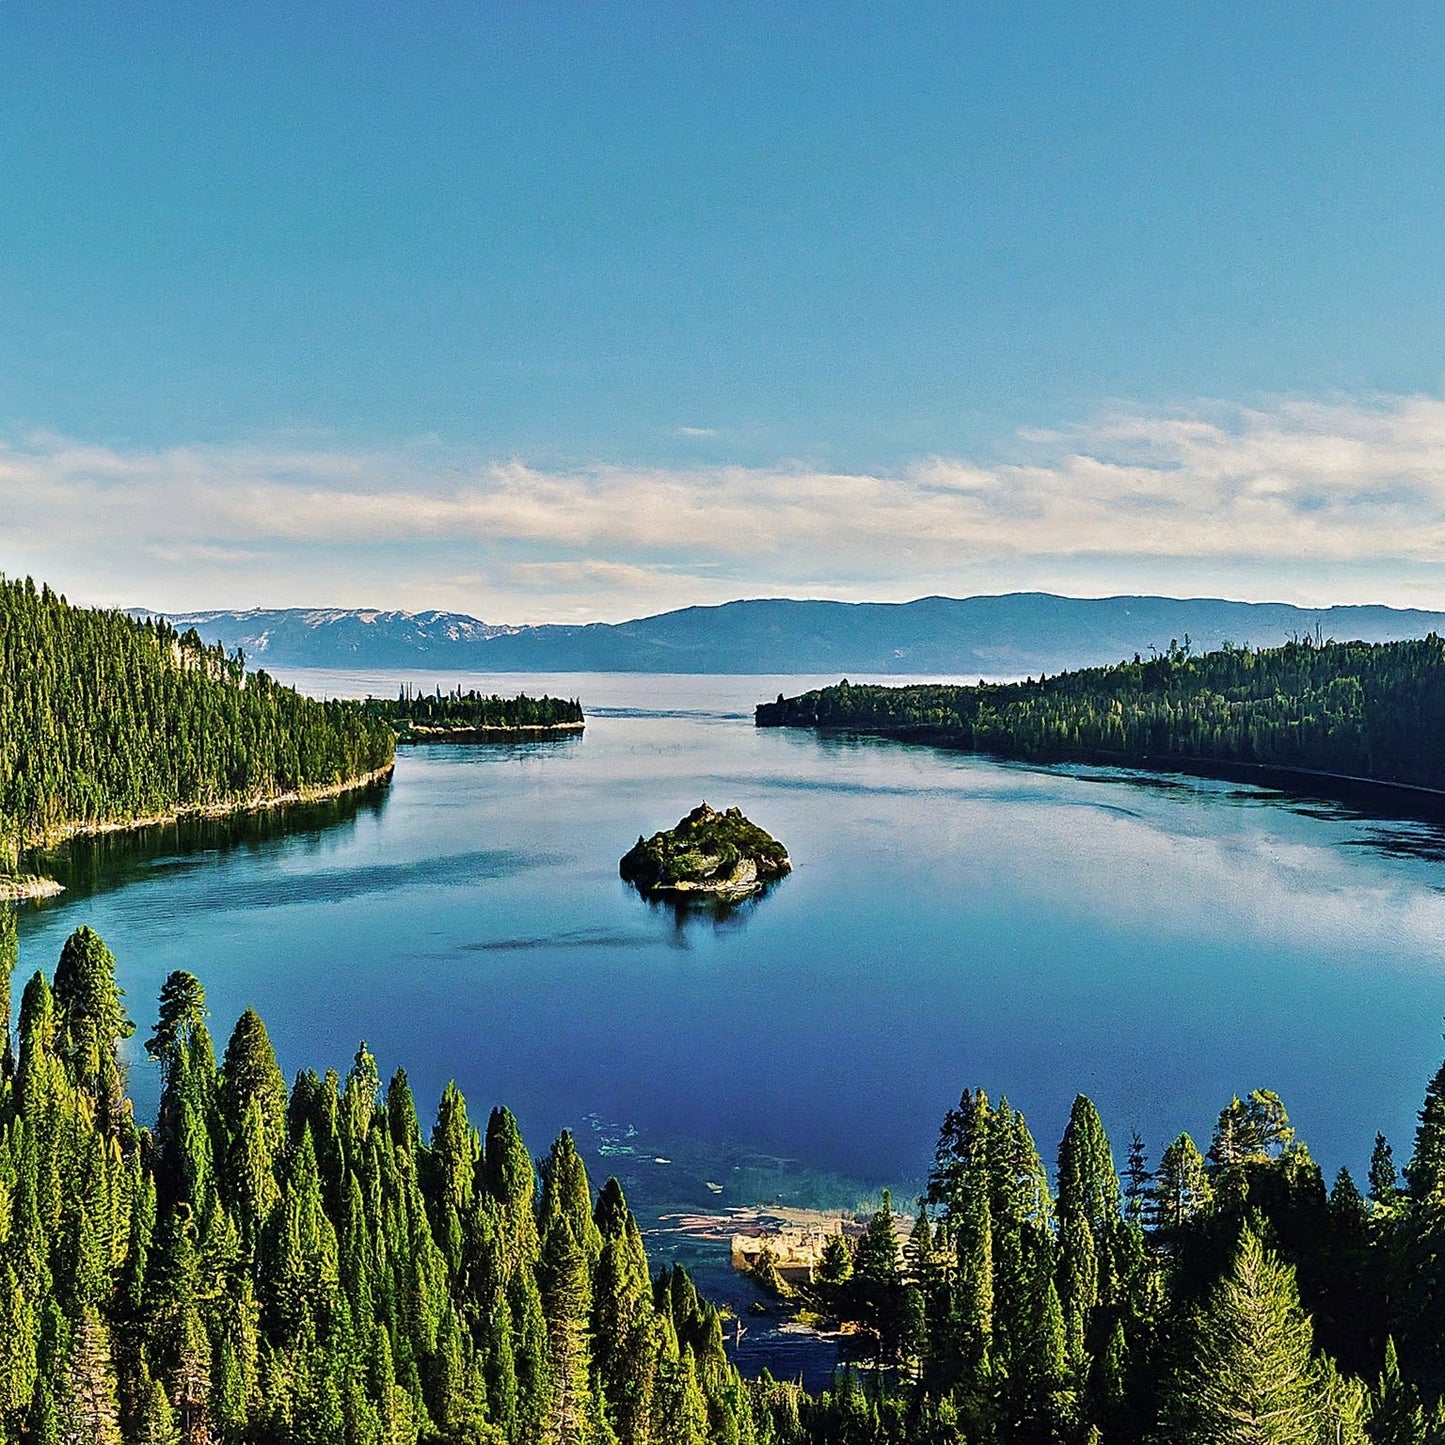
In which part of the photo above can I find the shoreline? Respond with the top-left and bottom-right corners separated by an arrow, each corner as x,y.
398,721 -> 584,743
765,722 -> 1445,822
14,762 -> 396,859
0,874 -> 66,902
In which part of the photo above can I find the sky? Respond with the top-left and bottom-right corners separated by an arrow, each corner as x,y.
2,1 -> 1443,622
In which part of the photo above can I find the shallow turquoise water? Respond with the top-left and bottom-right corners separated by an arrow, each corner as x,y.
14,669 -> 1445,1377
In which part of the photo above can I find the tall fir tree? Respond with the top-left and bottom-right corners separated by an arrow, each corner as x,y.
1156,1225 -> 1342,1444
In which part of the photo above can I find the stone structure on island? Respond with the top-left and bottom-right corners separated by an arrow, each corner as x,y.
619,803 -> 791,901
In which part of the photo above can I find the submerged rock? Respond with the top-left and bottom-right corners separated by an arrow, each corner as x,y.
619,803 -> 791,900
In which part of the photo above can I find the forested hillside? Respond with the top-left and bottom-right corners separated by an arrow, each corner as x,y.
757,635 -> 1445,793
0,576 -> 395,873
5,915 -> 1445,1442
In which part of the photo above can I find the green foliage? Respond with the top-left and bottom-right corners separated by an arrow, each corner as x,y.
1154,1225 -> 1358,1444
0,574 -> 394,872
0,931 -> 761,1445
758,635 -> 1445,793
0,903 -> 16,1075
364,687 -> 584,739
619,803 -> 791,893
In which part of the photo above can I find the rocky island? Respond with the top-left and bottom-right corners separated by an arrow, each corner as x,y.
620,803 -> 791,900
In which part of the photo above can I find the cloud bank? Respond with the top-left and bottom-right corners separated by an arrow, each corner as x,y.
3,393 -> 1443,622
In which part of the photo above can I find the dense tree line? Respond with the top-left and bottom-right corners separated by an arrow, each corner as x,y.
363,690 -> 583,740
755,635 -> 1445,793
752,1085 -> 1428,1444
8,916 -> 1445,1442
0,576 -> 395,872
0,923 -> 759,1444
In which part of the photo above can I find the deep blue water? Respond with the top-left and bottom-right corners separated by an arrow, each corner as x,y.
14,669 -> 1445,1382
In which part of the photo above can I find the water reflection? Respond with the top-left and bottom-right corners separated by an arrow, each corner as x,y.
23,777 -> 393,905
13,673 -> 1445,1216
15,669 -> 1445,1389
630,883 -> 781,939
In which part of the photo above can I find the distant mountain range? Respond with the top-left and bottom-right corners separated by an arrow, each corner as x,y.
137,595 -> 1445,677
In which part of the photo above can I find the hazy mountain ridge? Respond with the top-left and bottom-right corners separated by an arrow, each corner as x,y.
138,594 -> 1445,675
144,606 -> 519,668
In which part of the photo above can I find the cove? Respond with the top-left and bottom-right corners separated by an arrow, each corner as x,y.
12,669 -> 1445,1382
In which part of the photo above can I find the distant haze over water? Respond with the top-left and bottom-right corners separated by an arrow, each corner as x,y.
144,593 -> 1445,677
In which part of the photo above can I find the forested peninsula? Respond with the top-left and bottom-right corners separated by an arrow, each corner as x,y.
756,635 -> 1445,802
362,689 -> 584,743
0,576 -> 395,884
5,915 -> 1445,1443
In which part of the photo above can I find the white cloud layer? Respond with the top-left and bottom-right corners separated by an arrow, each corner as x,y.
3,393 -> 1444,621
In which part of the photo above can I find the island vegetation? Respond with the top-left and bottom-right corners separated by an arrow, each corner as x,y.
362,688 -> 584,743
756,634 -> 1445,802
5,916 -> 1445,1442
0,576 -> 396,885
619,803 -> 791,900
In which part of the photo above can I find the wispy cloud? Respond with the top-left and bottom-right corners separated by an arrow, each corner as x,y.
4,392 -> 1444,620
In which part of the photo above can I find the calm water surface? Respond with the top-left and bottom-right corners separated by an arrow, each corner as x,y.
15,669 -> 1445,1378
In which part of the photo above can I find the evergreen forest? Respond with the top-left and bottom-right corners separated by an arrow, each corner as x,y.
755,636 -> 1445,794
362,691 -> 584,740
6,908 -> 1445,1444
0,577 -> 395,874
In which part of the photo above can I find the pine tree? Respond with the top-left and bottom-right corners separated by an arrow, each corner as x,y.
145,972 -> 212,1085
1248,1090 -> 1295,1159
848,1190 -> 913,1368
0,1260 -> 39,1424
51,927 -> 134,1140
1408,1059 -> 1445,1204
0,903 -> 17,1078
484,1107 -> 540,1278
1125,1131 -> 1151,1226
653,1352 -> 709,1445
591,1178 -> 656,1440
539,1214 -> 598,1445
132,1373 -> 182,1445
428,1080 -> 479,1216
148,974 -> 217,1215
1156,1225 -> 1332,1444
1057,1096 -> 1122,1240
56,1306 -> 124,1445
1370,1134 -> 1400,1211
509,1266 -> 555,1445
228,1093 -> 281,1254
219,1008 -> 288,1159
1154,1133 -> 1213,1233
1210,1096 -> 1266,1173
1372,1336 -> 1425,1445
539,1131 -> 602,1266
261,1126 -> 340,1343
386,1067 -> 422,1158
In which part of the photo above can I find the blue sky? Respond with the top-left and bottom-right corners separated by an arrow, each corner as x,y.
3,2 -> 1443,620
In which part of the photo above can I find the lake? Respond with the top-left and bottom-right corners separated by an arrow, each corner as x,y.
14,668 -> 1445,1383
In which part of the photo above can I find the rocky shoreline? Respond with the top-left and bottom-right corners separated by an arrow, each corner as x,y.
25,762 -> 396,849
1,763 -> 396,900
0,874 -> 66,902
399,721 -> 585,743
